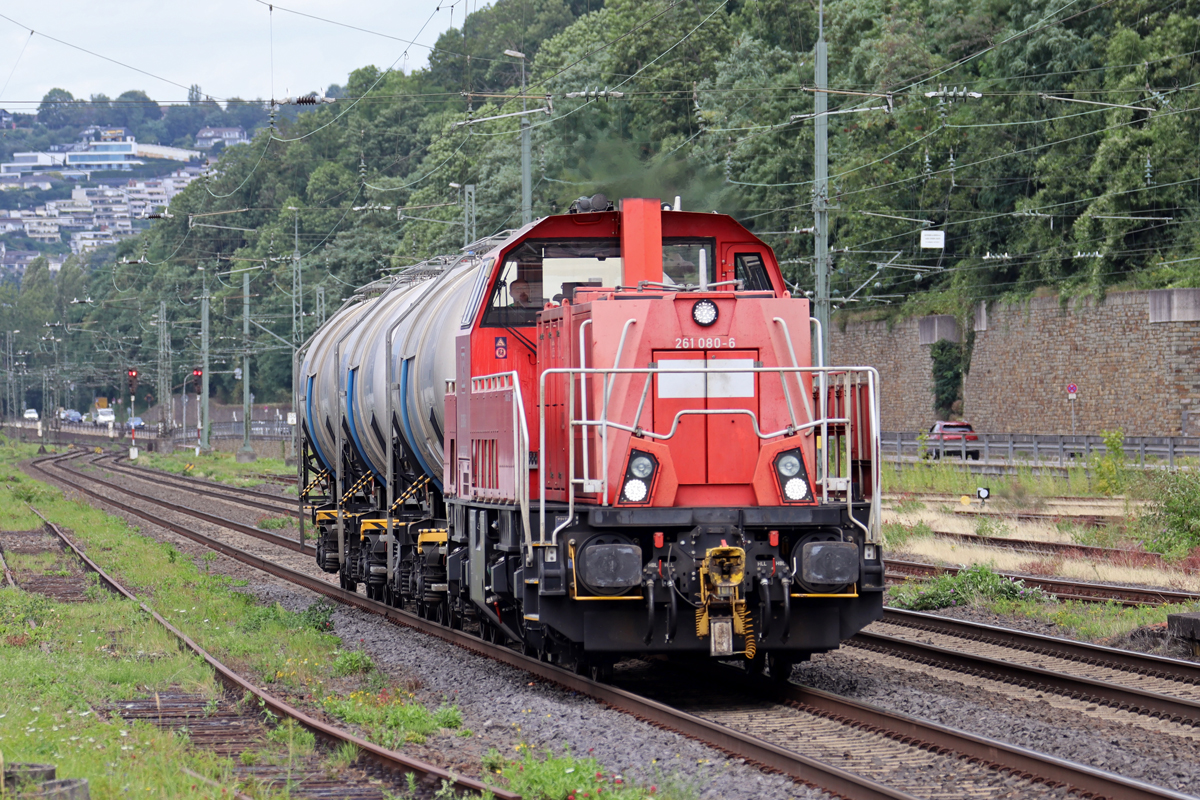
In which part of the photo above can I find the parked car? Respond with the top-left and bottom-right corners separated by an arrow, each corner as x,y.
927,420 -> 979,459
94,408 -> 116,426
126,416 -> 146,430
64,410 -> 83,424
22,408 -> 38,421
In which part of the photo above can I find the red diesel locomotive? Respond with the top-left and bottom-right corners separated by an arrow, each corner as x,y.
298,195 -> 883,679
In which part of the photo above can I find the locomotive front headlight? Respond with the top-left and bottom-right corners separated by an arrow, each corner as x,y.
692,299 -> 718,327
623,478 -> 648,503
630,455 -> 654,478
774,449 -> 812,504
777,454 -> 801,477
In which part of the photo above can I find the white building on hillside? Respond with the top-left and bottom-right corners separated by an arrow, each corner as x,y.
195,127 -> 247,148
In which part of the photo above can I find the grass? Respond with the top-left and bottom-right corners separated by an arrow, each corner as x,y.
884,461 -> 1106,498
127,449 -> 290,488
319,688 -> 463,747
482,746 -> 700,800
1,442 -> 701,800
987,596 -> 1194,642
882,520 -> 934,550
887,564 -> 1048,611
0,441 -> 348,795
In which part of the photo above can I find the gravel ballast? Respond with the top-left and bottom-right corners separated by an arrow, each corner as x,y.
34,456 -> 830,799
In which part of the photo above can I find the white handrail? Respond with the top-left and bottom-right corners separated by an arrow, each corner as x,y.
538,363 -> 882,545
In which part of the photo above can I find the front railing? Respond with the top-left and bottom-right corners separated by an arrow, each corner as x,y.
537,363 -> 882,545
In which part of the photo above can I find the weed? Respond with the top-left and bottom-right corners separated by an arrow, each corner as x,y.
1095,429 -> 1128,496
324,741 -> 359,772
973,515 -> 1012,539
882,521 -> 934,550
483,746 -> 698,800
332,649 -> 374,676
893,495 -> 926,514
320,688 -> 462,747
241,600 -> 336,635
199,551 -> 218,573
258,517 -> 290,530
240,750 -> 259,766
267,718 -> 317,756
888,564 -> 1048,611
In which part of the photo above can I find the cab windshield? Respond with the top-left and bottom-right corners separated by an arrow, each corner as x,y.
482,239 -> 622,327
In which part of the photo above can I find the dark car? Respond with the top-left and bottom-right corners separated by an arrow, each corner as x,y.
63,409 -> 83,424
927,420 -> 979,459
126,416 -> 146,430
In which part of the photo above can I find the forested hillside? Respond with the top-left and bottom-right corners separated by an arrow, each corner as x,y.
7,0 -> 1199,405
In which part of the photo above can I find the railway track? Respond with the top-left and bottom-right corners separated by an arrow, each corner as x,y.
23,448 -> 1198,800
96,454 -> 299,517
889,528 -> 1165,566
885,558 -> 1200,606
14,494 -> 507,800
852,608 -> 1200,726
54,451 -> 314,556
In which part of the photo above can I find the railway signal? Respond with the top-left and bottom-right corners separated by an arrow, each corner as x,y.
192,368 -> 203,394
126,368 -> 138,394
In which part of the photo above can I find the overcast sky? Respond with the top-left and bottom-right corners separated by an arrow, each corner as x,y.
0,0 -> 453,110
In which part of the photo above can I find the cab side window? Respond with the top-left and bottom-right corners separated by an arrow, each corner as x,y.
734,252 -> 773,291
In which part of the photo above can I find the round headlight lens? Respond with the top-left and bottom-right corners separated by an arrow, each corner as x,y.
777,454 -> 801,477
630,455 -> 654,478
623,478 -> 648,503
784,477 -> 808,501
692,299 -> 718,327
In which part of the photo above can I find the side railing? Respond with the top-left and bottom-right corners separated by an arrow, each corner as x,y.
469,371 -> 532,553
538,363 -> 882,546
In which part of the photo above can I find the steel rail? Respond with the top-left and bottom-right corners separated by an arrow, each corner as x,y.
34,450 -> 1196,799
850,630 -> 1200,725
882,608 -> 1200,685
45,453 -> 316,556
901,529 -> 1164,565
30,451 -> 916,800
18,499 -> 512,799
39,450 -> 1200,800
884,559 -> 1200,606
109,454 -> 299,506
96,455 -> 298,517
701,666 -> 1194,800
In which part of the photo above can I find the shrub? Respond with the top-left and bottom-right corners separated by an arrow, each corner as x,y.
1095,429 -> 1127,495
332,649 -> 373,676
888,564 -> 1047,611
1139,469 -> 1200,560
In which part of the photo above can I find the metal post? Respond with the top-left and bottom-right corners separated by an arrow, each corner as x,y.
200,266 -> 211,451
812,0 -> 831,367
520,60 -> 532,226
238,270 -> 256,462
316,287 -> 326,327
292,213 -> 303,464
464,184 -> 476,246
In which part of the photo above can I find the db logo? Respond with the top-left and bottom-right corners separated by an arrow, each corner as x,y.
494,336 -> 508,359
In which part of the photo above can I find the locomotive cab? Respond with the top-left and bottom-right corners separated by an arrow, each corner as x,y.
299,197 -> 883,679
